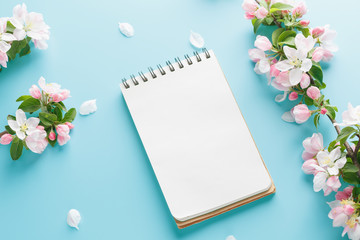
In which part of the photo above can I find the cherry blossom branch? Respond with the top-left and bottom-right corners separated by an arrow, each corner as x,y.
0,131 -> 7,138
271,14 -> 282,28
328,116 -> 354,155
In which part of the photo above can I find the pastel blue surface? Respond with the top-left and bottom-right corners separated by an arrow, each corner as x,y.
0,0 -> 357,239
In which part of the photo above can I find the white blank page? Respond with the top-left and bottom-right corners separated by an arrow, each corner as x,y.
120,50 -> 272,222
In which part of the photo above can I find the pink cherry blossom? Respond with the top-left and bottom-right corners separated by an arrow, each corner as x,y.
299,20 -> 310,27
0,51 -> 8,68
272,71 -> 291,91
255,7 -> 268,19
245,12 -> 255,19
36,125 -> 44,131
36,76 -> 71,103
254,36 -> 272,51
302,159 -> 318,175
326,176 -> 341,194
311,27 -> 325,38
242,0 -> 258,19
300,73 -> 310,89
307,86 -> 321,100
0,134 -> 13,145
65,122 -> 74,130
343,205 -> 355,216
336,186 -> 354,201
29,85 -> 41,99
292,104 -> 311,124
56,124 -> 70,146
302,133 -> 324,160
319,25 -> 338,52
49,131 -> 56,141
25,128 -> 48,154
320,108 -> 327,115
288,92 -> 298,101
312,47 -> 333,62
292,2 -> 307,18
248,48 -> 270,74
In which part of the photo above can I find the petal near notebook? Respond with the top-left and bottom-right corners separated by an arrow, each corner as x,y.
118,22 -> 134,37
189,31 -> 205,49
79,99 -> 97,115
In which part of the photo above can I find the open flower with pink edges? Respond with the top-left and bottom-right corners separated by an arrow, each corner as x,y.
56,124 -> 71,146
302,133 -> 324,160
31,76 -> 70,103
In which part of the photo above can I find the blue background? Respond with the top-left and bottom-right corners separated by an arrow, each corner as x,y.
0,0 -> 357,239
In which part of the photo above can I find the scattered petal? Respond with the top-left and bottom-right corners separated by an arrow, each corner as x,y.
189,31 -> 205,49
226,235 -> 236,240
281,111 -> 295,122
67,209 -> 81,230
275,91 -> 288,102
118,22 -> 134,37
79,99 -> 97,115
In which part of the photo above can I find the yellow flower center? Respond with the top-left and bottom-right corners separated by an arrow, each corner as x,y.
20,124 -> 28,132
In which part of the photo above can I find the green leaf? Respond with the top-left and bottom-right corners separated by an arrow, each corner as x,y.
19,44 -> 31,57
309,64 -> 323,83
6,21 -> 15,33
325,106 -> 336,120
313,114 -> 320,129
16,95 -> 32,102
272,28 -> 285,47
53,107 -> 63,121
10,137 -> 23,160
343,172 -> 360,185
301,28 -> 310,37
39,112 -> 57,127
336,127 -> 357,143
270,2 -> 293,10
54,102 -> 67,112
7,115 -> 16,121
304,95 -> 314,106
328,140 -> 337,152
353,187 -> 360,202
277,30 -> 296,45
5,125 -> 15,135
62,108 -> 76,123
6,39 -> 27,60
278,36 -> 295,47
18,98 -> 41,113
253,19 -> 263,33
264,16 -> 274,25
342,162 -> 359,173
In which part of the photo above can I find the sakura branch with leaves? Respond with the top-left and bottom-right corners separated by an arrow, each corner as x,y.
0,77 -> 76,160
243,0 -> 360,239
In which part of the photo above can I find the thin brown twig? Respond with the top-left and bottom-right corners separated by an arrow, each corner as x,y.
0,130 -> 7,138
271,14 -> 282,28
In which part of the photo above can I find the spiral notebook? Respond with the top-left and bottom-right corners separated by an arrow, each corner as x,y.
120,49 -> 275,228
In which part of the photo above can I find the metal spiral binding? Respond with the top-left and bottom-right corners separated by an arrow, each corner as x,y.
122,48 -> 211,89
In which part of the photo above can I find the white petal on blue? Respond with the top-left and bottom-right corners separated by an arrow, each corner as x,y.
0,41 -> 11,53
8,120 -> 20,131
275,91 -> 288,102
281,111 -> 295,122
118,22 -> 134,38
275,60 -> 293,71
16,130 -> 26,140
300,58 -> 312,72
16,109 -> 26,126
189,31 -> 205,49
289,68 -> 303,85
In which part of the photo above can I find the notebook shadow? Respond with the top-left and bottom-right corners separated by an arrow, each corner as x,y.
119,93 -> 277,237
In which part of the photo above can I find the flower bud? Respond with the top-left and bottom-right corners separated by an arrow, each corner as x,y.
29,85 -> 41,99
292,104 -> 311,124
307,86 -> 321,100
320,108 -> 327,115
49,131 -> 56,141
299,20 -> 310,27
288,92 -> 298,101
0,134 -> 13,145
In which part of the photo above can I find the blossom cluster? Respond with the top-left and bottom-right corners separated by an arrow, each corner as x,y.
243,0 -> 360,239
0,77 -> 76,160
0,3 -> 49,71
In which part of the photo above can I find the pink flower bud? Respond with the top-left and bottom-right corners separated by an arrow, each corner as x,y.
29,85 -> 41,99
344,205 -> 355,216
336,186 -> 354,201
311,27 -> 325,38
254,35 -> 272,51
302,159 -> 318,175
0,134 -> 13,145
56,124 -> 71,146
65,122 -> 74,129
299,20 -> 310,27
49,131 -> 56,141
270,64 -> 280,77
242,0 -> 258,12
307,86 -> 321,100
320,108 -> 327,115
300,73 -> 310,89
36,125 -> 45,131
292,104 -> 311,124
255,6 -> 268,19
288,92 -> 298,101
312,47 -> 333,62
245,11 -> 255,19
292,2 -> 307,17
